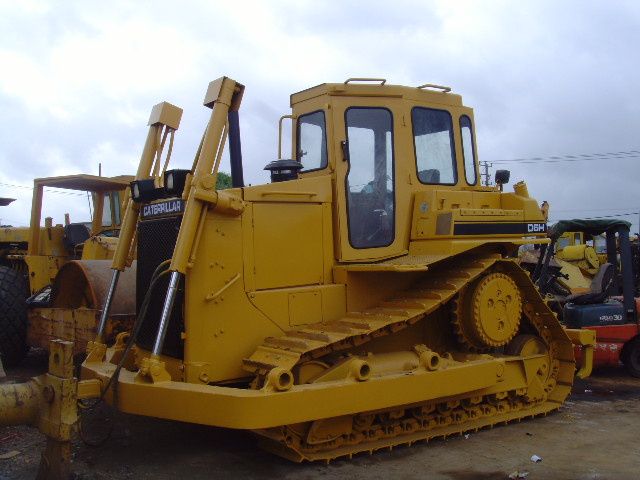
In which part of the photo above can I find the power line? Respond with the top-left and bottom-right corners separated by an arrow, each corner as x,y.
552,207 -> 640,213
491,149 -> 640,165
585,212 -> 639,219
0,182 -> 31,190
0,181 -> 86,197
495,155 -> 640,165
549,211 -> 639,221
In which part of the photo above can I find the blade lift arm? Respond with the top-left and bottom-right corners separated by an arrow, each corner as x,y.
144,77 -> 245,379
92,102 -> 183,346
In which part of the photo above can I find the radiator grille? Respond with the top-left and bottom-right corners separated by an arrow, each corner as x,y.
135,215 -> 184,358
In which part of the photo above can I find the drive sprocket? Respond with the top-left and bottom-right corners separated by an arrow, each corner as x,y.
452,272 -> 522,350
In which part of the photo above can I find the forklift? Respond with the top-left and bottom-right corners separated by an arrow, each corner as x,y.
534,219 -> 639,376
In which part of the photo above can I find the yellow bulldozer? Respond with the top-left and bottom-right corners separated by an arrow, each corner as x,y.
1,77 -> 595,477
0,174 -> 132,367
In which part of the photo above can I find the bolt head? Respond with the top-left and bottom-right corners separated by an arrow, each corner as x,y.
43,385 -> 55,403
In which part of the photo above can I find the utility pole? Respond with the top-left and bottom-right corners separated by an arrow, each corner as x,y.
479,161 -> 493,186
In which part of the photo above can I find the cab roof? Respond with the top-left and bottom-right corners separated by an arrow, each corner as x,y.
290,80 -> 464,108
33,174 -> 133,191
549,219 -> 632,239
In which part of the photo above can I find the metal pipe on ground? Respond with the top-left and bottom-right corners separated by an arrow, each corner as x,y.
0,377 -> 42,426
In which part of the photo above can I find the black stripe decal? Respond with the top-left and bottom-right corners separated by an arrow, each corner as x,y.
453,222 -> 547,235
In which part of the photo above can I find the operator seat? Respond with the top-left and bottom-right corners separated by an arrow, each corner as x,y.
63,223 -> 91,251
418,169 -> 440,184
567,262 -> 615,305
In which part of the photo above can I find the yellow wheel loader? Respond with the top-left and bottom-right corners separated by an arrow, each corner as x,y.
1,77 -> 595,476
0,175 -> 132,366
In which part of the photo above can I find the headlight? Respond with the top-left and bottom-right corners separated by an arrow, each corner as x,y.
129,179 -> 159,203
163,169 -> 190,197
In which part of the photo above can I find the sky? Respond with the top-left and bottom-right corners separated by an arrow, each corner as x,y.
0,0 -> 638,232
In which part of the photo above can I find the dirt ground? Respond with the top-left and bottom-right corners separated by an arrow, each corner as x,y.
2,351 -> 640,480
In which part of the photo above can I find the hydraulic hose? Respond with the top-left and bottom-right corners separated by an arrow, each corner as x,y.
80,260 -> 173,446
100,260 -> 172,397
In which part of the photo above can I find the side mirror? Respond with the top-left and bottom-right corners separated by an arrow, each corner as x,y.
495,169 -> 510,191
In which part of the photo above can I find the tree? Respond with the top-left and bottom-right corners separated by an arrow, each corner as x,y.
216,171 -> 232,190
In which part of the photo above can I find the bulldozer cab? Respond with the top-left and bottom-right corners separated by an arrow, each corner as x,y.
291,81 -> 468,262
290,79 -> 545,262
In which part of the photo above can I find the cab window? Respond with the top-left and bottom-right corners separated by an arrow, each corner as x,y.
100,191 -> 122,230
460,115 -> 477,185
557,237 -> 570,250
101,193 -> 113,227
297,111 -> 327,171
345,107 -> 395,248
412,107 -> 457,185
112,191 -> 122,225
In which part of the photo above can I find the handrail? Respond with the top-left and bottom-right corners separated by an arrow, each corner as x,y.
344,78 -> 387,85
278,115 -> 294,159
205,273 -> 240,302
417,83 -> 452,93
260,191 -> 317,197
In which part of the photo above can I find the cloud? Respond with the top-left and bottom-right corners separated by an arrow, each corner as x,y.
0,0 -> 638,232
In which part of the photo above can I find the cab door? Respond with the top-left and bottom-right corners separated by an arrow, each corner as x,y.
332,98 -> 407,262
